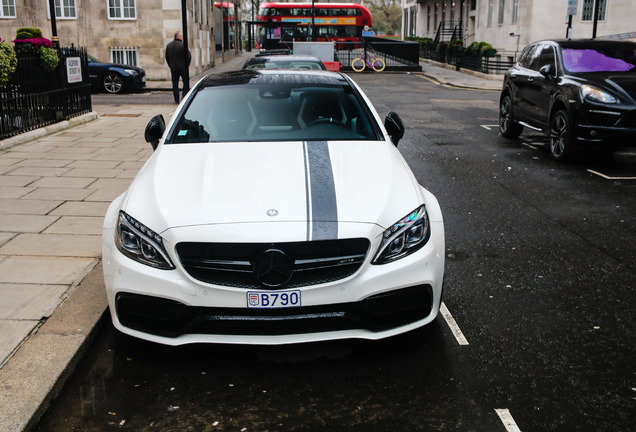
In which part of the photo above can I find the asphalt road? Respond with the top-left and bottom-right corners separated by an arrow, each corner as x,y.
37,74 -> 636,432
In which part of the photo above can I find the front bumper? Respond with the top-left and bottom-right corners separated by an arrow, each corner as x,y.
115,284 -> 434,338
574,106 -> 636,146
102,221 -> 445,346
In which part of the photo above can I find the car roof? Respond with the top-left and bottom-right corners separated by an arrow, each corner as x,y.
531,38 -> 636,49
247,55 -> 324,62
199,69 -> 349,89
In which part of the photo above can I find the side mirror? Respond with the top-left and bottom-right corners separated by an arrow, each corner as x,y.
539,64 -> 555,78
385,111 -> 405,146
144,114 -> 165,151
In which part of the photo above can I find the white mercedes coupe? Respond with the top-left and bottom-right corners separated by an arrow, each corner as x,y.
102,69 -> 445,345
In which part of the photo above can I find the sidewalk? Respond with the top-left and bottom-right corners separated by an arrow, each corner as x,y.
0,51 -> 501,432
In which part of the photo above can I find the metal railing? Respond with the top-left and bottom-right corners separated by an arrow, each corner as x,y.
420,45 -> 514,75
336,38 -> 421,72
0,45 -> 92,140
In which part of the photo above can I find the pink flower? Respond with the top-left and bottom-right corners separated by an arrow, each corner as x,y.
12,37 -> 53,48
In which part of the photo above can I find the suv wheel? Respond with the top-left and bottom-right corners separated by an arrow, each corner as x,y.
549,110 -> 575,161
499,95 -> 523,138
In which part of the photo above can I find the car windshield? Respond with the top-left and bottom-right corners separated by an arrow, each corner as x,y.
562,46 -> 636,73
245,60 -> 324,70
166,78 -> 380,143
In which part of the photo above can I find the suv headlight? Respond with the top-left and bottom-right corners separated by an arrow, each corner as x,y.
115,211 -> 175,269
373,205 -> 430,264
581,84 -> 617,103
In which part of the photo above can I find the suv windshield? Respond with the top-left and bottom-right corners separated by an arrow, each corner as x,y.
562,46 -> 636,73
167,82 -> 380,143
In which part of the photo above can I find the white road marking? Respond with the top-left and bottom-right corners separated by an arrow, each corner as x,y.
587,169 -> 636,180
495,409 -> 522,432
440,302 -> 469,345
481,124 -> 499,130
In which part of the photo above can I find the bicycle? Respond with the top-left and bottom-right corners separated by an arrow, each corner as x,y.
351,52 -> 385,72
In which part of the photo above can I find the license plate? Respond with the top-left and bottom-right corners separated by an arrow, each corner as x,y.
246,290 -> 301,308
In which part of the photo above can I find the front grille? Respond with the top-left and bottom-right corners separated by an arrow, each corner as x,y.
176,238 -> 370,289
587,110 -> 621,127
115,285 -> 434,338
618,110 -> 636,128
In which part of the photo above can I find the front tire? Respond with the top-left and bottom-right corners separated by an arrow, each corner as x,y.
103,72 -> 124,94
499,94 -> 523,138
351,58 -> 365,72
549,109 -> 575,161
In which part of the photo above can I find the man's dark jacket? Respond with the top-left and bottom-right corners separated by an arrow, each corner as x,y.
166,38 -> 191,72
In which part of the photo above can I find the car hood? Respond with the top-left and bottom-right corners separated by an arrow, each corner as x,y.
122,141 -> 422,236
577,73 -> 636,102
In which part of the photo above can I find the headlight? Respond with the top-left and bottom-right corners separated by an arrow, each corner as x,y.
581,84 -> 617,103
123,69 -> 139,76
115,211 -> 175,270
373,205 -> 430,264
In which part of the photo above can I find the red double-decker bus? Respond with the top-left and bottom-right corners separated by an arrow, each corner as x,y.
256,2 -> 372,49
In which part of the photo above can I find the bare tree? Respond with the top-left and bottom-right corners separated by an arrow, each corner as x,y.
363,0 -> 402,35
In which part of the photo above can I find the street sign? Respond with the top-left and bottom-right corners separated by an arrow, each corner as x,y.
567,0 -> 578,15
66,57 -> 82,83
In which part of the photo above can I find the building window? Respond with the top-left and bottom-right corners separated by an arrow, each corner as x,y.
498,0 -> 505,24
512,0 -> 519,24
108,0 -> 136,20
487,0 -> 494,27
110,47 -> 139,66
49,0 -> 77,19
1,0 -> 16,18
582,0 -> 607,21
427,5 -> 431,32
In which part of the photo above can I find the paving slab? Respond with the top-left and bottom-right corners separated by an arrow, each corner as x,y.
0,186 -> 35,199
84,178 -> 135,202
0,176 -> 40,187
0,320 -> 38,367
43,216 -> 103,236
0,233 -> 101,257
22,187 -> 95,201
49,201 -> 109,217
30,176 -> 97,189
0,215 -> 58,233
0,199 -> 62,215
0,256 -> 96,285
0,284 -> 69,319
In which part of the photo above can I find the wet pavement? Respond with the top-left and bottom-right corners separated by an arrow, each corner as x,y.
32,73 -> 636,431
3,50 -> 634,432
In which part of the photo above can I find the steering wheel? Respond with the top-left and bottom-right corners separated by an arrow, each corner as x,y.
309,117 -> 345,127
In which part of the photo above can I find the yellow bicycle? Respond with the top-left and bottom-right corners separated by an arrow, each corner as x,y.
351,53 -> 386,72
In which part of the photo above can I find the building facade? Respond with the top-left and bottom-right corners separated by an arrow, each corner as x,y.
402,0 -> 635,60
0,0 -> 219,81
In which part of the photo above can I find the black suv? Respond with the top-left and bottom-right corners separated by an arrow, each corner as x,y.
499,39 -> 636,161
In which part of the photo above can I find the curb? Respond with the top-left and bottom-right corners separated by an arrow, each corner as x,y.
0,262 -> 109,432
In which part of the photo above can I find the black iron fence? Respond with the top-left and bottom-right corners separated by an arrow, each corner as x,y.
420,45 -> 514,75
336,38 -> 422,72
0,45 -> 92,140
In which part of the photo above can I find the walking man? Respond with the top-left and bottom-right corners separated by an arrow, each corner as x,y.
166,31 -> 191,104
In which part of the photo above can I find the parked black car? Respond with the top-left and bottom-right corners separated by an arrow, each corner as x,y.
87,54 -> 146,94
499,39 -> 636,161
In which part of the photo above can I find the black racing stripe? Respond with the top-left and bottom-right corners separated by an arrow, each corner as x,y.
305,141 -> 338,241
